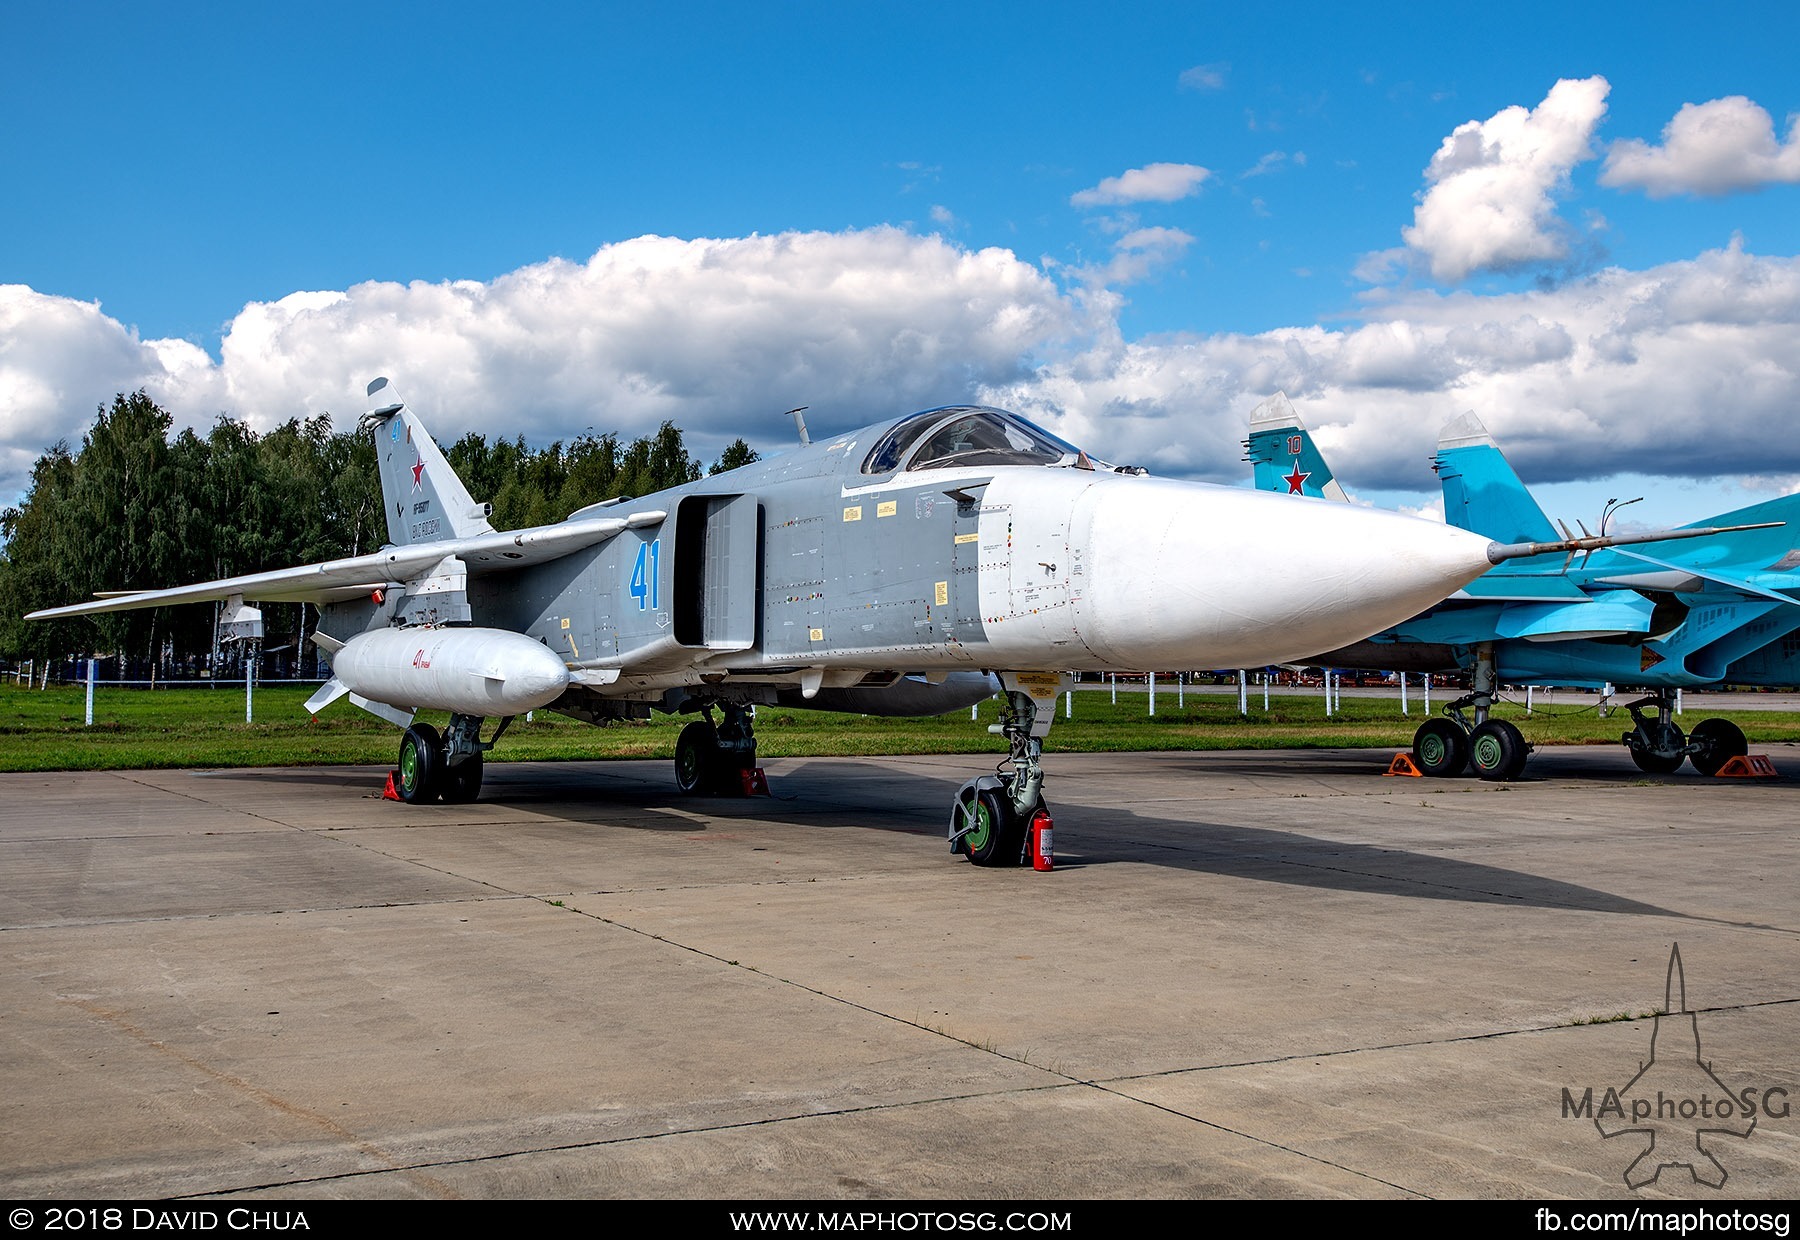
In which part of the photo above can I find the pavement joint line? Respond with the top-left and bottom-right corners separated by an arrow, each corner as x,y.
60,996 -> 462,1200
165,1078 -> 1092,1200
1075,1079 -> 1429,1198
1094,994 -> 1800,1088
112,771 -> 316,835
102,994 -> 1800,1201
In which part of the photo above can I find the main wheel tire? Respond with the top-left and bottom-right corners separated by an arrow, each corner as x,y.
1688,717 -> 1748,776
442,752 -> 484,803
1628,722 -> 1686,774
1412,718 -> 1469,777
1469,719 -> 1528,781
398,723 -> 443,804
957,785 -> 1027,867
674,721 -> 719,795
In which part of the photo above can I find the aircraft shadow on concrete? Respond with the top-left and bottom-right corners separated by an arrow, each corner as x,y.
193,757 -> 1682,920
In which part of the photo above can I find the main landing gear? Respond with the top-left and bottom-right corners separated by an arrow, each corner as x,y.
1409,644 -> 1530,781
949,684 -> 1049,867
396,713 -> 511,803
673,701 -> 758,795
1620,691 -> 1748,776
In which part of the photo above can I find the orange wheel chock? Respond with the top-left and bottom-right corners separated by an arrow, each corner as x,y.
1385,753 -> 1425,777
1714,754 -> 1778,778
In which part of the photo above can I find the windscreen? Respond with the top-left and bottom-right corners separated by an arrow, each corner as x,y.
861,406 -> 1082,474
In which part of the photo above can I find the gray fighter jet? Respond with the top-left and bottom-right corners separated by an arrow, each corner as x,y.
31,378 -> 1613,865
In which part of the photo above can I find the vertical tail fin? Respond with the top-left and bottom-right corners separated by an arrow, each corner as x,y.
1433,411 -> 1564,539
1434,412 -> 1565,577
1243,392 -> 1350,502
362,377 -> 495,547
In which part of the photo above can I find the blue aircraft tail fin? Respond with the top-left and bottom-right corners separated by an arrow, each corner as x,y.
362,377 -> 496,547
1243,392 -> 1349,502
1432,412 -> 1567,575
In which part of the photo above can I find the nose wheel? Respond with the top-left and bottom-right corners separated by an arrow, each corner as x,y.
949,684 -> 1048,867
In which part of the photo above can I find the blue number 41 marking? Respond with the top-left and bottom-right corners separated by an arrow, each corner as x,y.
630,538 -> 661,610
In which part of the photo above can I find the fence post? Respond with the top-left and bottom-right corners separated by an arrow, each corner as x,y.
85,659 -> 96,726
1148,672 -> 1156,717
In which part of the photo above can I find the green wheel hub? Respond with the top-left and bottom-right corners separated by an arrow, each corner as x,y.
1471,733 -> 1503,769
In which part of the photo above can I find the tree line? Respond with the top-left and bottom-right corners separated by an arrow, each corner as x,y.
0,392 -> 758,666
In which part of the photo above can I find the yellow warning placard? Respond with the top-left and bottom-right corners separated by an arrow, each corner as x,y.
877,500 -> 897,518
843,505 -> 863,522
934,581 -> 949,606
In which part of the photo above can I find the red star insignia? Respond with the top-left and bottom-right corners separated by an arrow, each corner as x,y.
1282,463 -> 1310,494
411,454 -> 425,491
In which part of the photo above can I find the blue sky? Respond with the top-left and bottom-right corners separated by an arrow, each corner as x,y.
5,1 -> 1800,530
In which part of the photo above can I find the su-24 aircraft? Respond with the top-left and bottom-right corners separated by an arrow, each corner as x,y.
1246,393 -> 1800,780
32,379 -> 1711,865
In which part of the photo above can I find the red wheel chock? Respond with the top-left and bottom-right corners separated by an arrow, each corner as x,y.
1384,753 -> 1424,777
1714,754 -> 1779,778
381,769 -> 404,801
738,767 -> 771,796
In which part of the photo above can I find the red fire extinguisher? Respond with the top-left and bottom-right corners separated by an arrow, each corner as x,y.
1029,806 -> 1054,871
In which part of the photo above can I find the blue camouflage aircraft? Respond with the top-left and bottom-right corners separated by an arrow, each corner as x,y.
1245,393 -> 1800,780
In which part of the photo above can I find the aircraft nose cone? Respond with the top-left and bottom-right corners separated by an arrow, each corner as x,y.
1073,478 -> 1493,669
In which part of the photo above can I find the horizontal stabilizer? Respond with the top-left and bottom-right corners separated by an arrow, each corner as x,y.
1603,547 -> 1800,606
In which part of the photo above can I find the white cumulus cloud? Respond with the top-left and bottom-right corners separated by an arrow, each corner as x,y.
1071,163 -> 1212,208
6,233 -> 1799,523
980,242 -> 1800,499
1602,95 -> 1800,197
0,230 -> 1077,503
1401,77 -> 1610,282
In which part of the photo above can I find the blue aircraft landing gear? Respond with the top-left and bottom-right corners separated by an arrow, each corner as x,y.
1620,691 -> 1746,775
1688,717 -> 1748,776
949,687 -> 1043,866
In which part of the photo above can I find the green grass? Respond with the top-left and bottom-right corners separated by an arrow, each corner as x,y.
4,681 -> 1798,773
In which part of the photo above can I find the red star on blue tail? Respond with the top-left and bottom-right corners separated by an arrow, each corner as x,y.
411,454 -> 425,491
1282,463 -> 1310,494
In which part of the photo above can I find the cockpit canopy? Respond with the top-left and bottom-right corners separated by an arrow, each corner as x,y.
860,406 -> 1084,476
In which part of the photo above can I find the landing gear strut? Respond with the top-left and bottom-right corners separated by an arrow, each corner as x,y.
1621,692 -> 1747,775
673,701 -> 757,795
396,713 -> 510,803
1409,644 -> 1530,781
949,684 -> 1048,867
